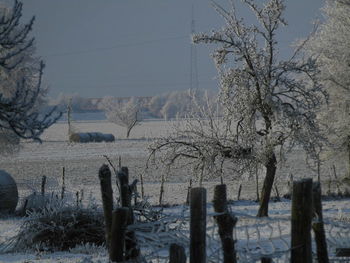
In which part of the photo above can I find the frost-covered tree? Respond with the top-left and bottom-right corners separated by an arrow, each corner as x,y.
147,89 -> 217,120
160,90 -> 206,120
307,0 -> 350,178
0,1 -> 61,146
99,96 -> 142,138
147,93 -> 168,119
150,0 -> 326,217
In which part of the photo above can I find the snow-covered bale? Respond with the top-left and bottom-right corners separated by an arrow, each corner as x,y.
69,132 -> 92,143
88,132 -> 104,142
103,133 -> 115,142
0,170 -> 18,214
69,132 -> 115,143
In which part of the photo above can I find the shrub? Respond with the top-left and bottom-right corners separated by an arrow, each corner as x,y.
12,205 -> 105,251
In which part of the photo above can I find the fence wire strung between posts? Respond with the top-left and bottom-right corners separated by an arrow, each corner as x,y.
127,205 -> 291,262
4,172 -> 350,263
127,197 -> 350,262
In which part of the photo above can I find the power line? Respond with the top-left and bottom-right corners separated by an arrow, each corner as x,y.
44,35 -> 189,58
60,79 -> 216,91
190,4 -> 199,90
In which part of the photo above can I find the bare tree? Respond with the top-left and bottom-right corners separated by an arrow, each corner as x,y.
0,1 -> 61,144
99,96 -> 142,138
307,0 -> 350,178
149,0 -> 326,217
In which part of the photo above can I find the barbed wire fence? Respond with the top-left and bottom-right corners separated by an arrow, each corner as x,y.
124,202 -> 350,263
2,175 -> 350,263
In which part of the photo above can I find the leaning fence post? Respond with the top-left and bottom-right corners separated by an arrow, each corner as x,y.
213,184 -> 237,263
41,175 -> 46,196
98,164 -> 114,248
118,166 -> 140,260
110,207 -> 129,262
312,182 -> 329,263
190,187 -> 206,263
61,167 -> 65,200
186,179 -> 192,205
237,183 -> 242,201
118,168 -> 130,208
291,178 -> 313,263
169,243 -> 186,263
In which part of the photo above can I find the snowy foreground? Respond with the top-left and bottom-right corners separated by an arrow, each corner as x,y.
1,199 -> 350,263
0,120 -> 350,262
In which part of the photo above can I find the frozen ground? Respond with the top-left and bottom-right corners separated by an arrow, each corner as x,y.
0,120 -> 350,262
0,199 -> 350,262
0,120 -> 348,205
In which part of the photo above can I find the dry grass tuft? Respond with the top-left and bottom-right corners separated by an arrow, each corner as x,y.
11,205 -> 105,251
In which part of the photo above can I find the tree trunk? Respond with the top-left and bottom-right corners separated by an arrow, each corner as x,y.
257,152 -> 277,217
348,135 -> 350,178
126,127 -> 131,138
126,118 -> 138,139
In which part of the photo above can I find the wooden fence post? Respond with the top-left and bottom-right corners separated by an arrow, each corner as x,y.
75,191 -> 79,208
139,172 -> 144,199
190,187 -> 206,263
110,208 -> 129,262
186,179 -> 192,205
213,184 -> 237,263
169,243 -> 186,263
117,166 -> 140,260
118,169 -> 130,208
61,167 -> 65,200
98,164 -> 114,248
291,178 -> 313,263
312,182 -> 329,263
237,184 -> 242,201
159,172 -> 165,206
41,175 -> 46,196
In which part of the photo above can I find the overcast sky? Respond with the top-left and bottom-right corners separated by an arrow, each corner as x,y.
20,0 -> 324,98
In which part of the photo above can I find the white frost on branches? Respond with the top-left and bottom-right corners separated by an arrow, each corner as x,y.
98,96 -> 142,138
0,0 -> 61,150
307,0 -> 350,177
150,0 -> 327,217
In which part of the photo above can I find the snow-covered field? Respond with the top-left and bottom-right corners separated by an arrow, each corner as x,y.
1,120 -> 347,205
1,199 -> 350,263
1,120 -> 350,262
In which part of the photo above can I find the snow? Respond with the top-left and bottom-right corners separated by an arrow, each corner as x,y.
0,120 -> 349,262
1,199 -> 350,262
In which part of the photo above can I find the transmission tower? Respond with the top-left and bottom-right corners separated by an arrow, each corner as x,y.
190,4 -> 199,90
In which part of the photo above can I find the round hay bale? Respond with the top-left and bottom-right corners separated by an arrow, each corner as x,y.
95,132 -> 104,142
79,133 -> 91,143
88,132 -> 104,142
69,133 -> 81,143
70,133 -> 91,143
92,132 -> 104,142
0,170 -> 18,214
86,132 -> 95,142
103,133 -> 115,142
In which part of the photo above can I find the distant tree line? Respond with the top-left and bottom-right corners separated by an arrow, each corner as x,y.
49,89 -> 218,120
